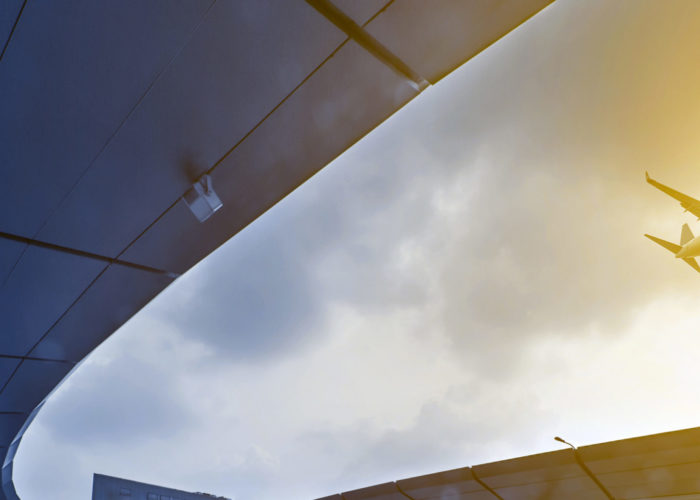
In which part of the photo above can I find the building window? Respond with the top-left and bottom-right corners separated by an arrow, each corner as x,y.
147,494 -> 158,500
119,489 -> 131,496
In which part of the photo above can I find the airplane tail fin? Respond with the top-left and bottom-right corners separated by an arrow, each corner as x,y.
681,223 -> 694,245
645,233 -> 681,254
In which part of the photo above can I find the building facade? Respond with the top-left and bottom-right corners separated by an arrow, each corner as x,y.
92,474 -> 230,500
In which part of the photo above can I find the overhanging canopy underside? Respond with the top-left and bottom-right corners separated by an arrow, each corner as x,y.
319,427 -> 700,500
0,1 -> 553,498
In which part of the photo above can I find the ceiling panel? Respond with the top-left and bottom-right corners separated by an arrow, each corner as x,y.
0,246 -> 106,356
342,482 -> 405,500
397,467 -> 489,499
331,0 -> 389,25
364,0 -> 555,83
0,415 -> 25,448
0,0 -> 213,237
581,428 -> 700,497
587,445 -> 700,473
473,450 -> 579,486
598,463 -> 700,498
122,40 -> 418,273
493,476 -> 609,499
0,0 -> 23,54
0,360 -> 73,414
0,239 -> 26,287
472,450 -> 608,500
30,264 -> 174,362
0,360 -> 20,397
35,0 -> 346,258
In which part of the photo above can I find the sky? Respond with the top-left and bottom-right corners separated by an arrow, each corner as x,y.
13,1 -> 700,499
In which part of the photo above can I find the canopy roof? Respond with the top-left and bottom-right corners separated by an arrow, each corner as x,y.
318,426 -> 700,500
0,1 -> 553,498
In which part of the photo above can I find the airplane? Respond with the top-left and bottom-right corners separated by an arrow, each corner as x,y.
645,172 -> 700,272
646,171 -> 700,218
645,224 -> 700,272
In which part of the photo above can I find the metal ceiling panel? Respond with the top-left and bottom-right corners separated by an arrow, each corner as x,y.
581,428 -> 700,498
637,497 -> 700,500
600,464 -> 700,499
122,40 -> 417,273
30,264 -> 174,362
396,467 -> 493,500
342,482 -> 405,500
474,450 -> 608,500
0,416 -> 24,449
0,360 -> 73,414
493,477 -> 609,499
364,0 -> 555,83
35,0 -> 346,258
0,246 -> 105,356
331,0 -> 389,25
0,360 -> 20,398
0,1 -> 23,55
0,0 -> 213,239
0,239 -> 25,287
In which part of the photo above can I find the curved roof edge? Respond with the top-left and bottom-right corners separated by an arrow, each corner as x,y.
0,1 -> 554,497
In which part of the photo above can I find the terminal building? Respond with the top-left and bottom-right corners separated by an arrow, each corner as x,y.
92,474 -> 230,500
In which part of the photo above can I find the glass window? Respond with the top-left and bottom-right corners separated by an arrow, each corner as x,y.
119,489 -> 131,497
147,494 -> 158,500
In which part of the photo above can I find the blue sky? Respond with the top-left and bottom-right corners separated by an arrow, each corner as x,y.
13,1 -> 700,499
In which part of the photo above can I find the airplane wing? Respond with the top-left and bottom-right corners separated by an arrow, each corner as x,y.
683,257 -> 700,273
644,233 -> 682,254
644,234 -> 700,273
646,172 -> 700,218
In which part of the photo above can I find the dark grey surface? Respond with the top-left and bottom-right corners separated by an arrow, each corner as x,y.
92,473 -> 229,500
365,0 -> 556,84
0,0 -> 213,239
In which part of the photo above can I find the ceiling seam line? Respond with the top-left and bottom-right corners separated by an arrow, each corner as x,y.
0,0 -> 28,64
0,360 -> 23,397
116,33 -> 356,262
0,263 -> 112,398
0,0 -> 217,297
205,39 -> 350,177
471,468 -> 505,500
568,448 -> 616,500
0,354 -> 76,365
395,482 -> 417,500
114,5 -> 397,263
25,0 -> 219,241
363,0 -> 395,27
305,0 -> 427,90
0,0 -> 32,291
0,230 -> 178,277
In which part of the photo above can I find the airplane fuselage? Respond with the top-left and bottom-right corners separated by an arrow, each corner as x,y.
676,235 -> 700,258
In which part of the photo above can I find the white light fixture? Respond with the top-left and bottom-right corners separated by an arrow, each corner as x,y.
183,174 -> 223,222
